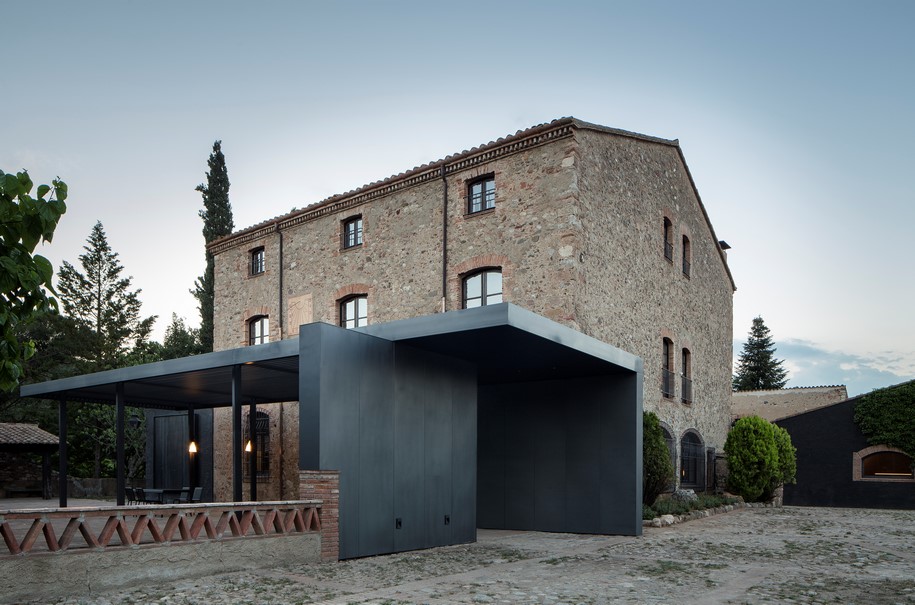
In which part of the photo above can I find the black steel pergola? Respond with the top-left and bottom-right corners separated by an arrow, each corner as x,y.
20,339 -> 301,507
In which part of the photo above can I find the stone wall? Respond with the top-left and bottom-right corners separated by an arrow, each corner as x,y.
575,127 -> 735,465
731,385 -> 848,422
210,119 -> 735,496
0,532 -> 320,604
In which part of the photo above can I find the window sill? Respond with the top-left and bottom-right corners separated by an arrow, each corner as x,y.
341,244 -> 363,253
247,271 -> 267,280
464,207 -> 496,219
854,476 -> 915,483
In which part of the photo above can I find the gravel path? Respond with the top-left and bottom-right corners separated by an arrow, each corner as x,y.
44,506 -> 915,605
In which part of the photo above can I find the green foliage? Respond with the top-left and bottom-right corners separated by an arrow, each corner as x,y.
57,221 -> 157,371
643,411 -> 674,505
0,169 -> 67,391
643,494 -> 740,519
770,425 -> 797,495
733,316 -> 789,391
854,380 -> 915,458
725,416 -> 796,502
193,141 -> 233,353
68,402 -> 145,481
162,314 -> 203,359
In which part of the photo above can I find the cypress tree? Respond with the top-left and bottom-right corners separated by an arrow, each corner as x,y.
192,141 -> 234,352
733,316 -> 789,391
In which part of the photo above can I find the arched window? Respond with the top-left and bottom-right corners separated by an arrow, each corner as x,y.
862,451 -> 913,479
463,269 -> 502,308
682,235 -> 691,277
243,410 -> 270,480
681,348 -> 692,404
680,431 -> 704,488
248,316 -> 269,345
661,337 -> 674,398
340,295 -> 368,328
663,217 -> 673,261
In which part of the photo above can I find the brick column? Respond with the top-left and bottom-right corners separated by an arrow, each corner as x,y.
299,470 -> 339,561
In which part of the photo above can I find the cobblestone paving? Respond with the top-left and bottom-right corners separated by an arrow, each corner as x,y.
46,506 -> 915,605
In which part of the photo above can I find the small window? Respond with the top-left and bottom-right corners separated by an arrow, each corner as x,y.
340,295 -> 368,329
682,235 -> 691,277
862,451 -> 913,479
468,176 -> 495,214
248,316 -> 269,345
663,218 -> 673,261
681,348 -> 692,404
243,410 -> 270,480
661,337 -> 674,398
250,247 -> 265,275
343,216 -> 363,249
463,269 -> 502,308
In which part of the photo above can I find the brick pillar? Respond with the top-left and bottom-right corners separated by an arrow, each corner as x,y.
299,470 -> 339,561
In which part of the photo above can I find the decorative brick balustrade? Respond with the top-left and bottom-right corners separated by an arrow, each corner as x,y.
0,500 -> 321,556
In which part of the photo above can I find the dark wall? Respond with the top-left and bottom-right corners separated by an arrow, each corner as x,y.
478,373 -> 642,536
776,400 -> 915,509
145,409 -> 213,501
299,324 -> 477,559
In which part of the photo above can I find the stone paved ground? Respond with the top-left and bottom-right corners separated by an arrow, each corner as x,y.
44,506 -> 915,605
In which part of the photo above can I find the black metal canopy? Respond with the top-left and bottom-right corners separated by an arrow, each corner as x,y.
21,305 -> 641,408
20,339 -> 300,409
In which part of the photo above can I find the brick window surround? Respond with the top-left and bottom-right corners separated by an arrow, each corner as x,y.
852,445 -> 915,482
449,254 -> 512,312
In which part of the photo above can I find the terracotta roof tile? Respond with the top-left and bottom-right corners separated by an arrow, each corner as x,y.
0,423 -> 58,446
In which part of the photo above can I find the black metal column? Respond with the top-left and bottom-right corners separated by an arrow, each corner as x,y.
58,399 -> 68,508
231,365 -> 242,502
115,382 -> 126,506
187,407 -> 197,491
248,401 -> 257,501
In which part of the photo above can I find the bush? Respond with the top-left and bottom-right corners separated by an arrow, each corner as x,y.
725,416 -> 796,502
643,494 -> 740,519
643,411 -> 674,505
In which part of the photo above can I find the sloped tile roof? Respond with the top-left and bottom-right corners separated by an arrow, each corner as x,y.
0,423 -> 58,446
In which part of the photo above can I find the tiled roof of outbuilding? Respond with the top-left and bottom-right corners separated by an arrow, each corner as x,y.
0,423 -> 58,446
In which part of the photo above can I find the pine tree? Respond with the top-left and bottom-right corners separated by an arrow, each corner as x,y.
57,221 -> 157,370
192,141 -> 234,352
56,221 -> 156,478
733,316 -> 789,391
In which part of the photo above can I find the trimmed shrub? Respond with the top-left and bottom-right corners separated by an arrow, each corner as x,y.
726,416 -> 789,502
643,411 -> 674,505
762,425 -> 797,501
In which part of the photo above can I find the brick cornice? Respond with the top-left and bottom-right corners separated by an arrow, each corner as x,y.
209,120 -> 577,255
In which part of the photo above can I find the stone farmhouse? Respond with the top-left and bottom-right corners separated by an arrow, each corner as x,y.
206,117 -> 736,502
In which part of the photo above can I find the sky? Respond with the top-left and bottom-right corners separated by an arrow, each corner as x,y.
4,1 -> 913,397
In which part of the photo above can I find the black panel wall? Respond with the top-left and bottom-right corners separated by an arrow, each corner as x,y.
776,400 -> 915,510
299,326 -> 477,559
146,410 -> 213,500
478,374 -> 641,536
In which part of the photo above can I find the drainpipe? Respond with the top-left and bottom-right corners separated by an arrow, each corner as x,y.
441,165 -> 448,312
276,224 -> 284,339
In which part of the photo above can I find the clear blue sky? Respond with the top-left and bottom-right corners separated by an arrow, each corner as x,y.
5,1 -> 913,396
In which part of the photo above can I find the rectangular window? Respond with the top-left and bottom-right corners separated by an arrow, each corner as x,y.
343,216 -> 363,249
468,176 -> 495,214
250,247 -> 265,275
